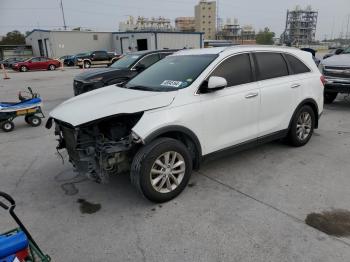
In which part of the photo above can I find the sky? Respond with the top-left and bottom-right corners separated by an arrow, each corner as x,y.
0,0 -> 349,40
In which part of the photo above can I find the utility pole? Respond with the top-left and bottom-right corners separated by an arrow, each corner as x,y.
216,0 -> 219,32
60,0 -> 67,30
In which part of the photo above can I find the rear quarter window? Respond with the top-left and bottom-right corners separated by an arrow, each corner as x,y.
255,52 -> 288,81
285,54 -> 310,74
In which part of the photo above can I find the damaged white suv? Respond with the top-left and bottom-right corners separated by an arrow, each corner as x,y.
47,46 -> 324,202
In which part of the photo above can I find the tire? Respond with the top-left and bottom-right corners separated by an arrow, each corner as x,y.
1,121 -> 14,132
84,61 -> 91,68
20,66 -> 28,72
288,105 -> 315,147
27,116 -> 41,127
24,115 -> 31,124
324,92 -> 337,104
48,64 -> 56,71
131,137 -> 193,203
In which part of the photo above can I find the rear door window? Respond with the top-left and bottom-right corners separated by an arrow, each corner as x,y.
209,53 -> 253,87
285,54 -> 310,74
255,52 -> 289,80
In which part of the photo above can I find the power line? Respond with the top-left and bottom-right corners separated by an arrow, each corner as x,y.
1,7 -> 57,10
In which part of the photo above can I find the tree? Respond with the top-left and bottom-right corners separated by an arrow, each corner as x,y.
256,27 -> 275,45
0,30 -> 26,45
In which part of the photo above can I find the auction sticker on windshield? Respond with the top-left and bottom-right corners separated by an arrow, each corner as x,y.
161,80 -> 183,88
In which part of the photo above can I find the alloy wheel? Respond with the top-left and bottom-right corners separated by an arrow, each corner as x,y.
150,151 -> 186,194
296,112 -> 312,141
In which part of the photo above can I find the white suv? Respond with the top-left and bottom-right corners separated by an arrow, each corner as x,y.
48,46 -> 324,202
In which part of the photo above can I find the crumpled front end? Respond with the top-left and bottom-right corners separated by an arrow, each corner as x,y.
53,113 -> 143,183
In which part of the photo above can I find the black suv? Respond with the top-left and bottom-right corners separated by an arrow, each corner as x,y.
73,49 -> 177,95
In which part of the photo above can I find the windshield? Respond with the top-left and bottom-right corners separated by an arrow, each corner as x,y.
110,54 -> 141,69
125,54 -> 218,91
343,47 -> 350,54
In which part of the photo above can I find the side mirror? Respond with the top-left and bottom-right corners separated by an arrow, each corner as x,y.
335,49 -> 343,55
28,60 -> 32,63
135,64 -> 146,72
207,76 -> 227,91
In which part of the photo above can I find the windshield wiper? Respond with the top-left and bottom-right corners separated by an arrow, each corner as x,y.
126,85 -> 151,91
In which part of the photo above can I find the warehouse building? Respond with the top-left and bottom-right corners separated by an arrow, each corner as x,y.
25,30 -> 113,58
113,31 -> 203,54
26,29 -> 203,57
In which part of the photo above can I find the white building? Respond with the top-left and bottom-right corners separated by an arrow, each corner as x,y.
113,31 -> 203,54
25,29 -> 204,57
119,16 -> 173,32
25,30 -> 113,57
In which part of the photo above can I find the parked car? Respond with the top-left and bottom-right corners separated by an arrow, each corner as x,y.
0,57 -> 24,68
323,48 -> 344,60
12,57 -> 61,72
47,46 -> 324,202
73,49 -> 176,95
319,46 -> 350,104
76,50 -> 121,69
62,53 -> 87,66
59,55 -> 74,66
7,58 -> 26,69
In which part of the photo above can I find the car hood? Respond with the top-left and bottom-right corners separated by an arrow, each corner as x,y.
50,85 -> 176,126
75,67 -> 125,80
322,54 -> 350,67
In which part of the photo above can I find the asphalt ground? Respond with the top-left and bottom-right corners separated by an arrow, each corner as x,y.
1,65 -> 350,261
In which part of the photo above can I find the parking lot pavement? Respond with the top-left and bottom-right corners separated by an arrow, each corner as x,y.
1,69 -> 350,261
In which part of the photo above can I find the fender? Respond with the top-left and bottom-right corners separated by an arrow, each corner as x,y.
288,98 -> 320,130
144,125 -> 203,169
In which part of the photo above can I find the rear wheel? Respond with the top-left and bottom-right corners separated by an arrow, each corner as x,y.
20,66 -> 28,72
27,116 -> 41,127
48,64 -> 56,71
1,121 -> 14,132
324,92 -> 337,104
288,105 -> 315,147
131,138 -> 193,203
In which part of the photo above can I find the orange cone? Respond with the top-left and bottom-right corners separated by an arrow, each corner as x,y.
1,64 -> 10,80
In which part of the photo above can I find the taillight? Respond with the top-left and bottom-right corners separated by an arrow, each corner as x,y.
320,75 -> 326,86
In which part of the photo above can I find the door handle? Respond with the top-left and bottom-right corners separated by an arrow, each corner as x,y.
245,92 -> 259,99
291,83 -> 300,88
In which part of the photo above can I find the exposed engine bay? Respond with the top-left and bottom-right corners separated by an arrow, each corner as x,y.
52,113 -> 143,183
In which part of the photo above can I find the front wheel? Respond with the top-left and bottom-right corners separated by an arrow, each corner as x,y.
84,61 -> 91,68
131,138 -> 193,203
20,66 -> 28,72
324,92 -> 337,104
1,121 -> 14,132
288,105 -> 315,147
